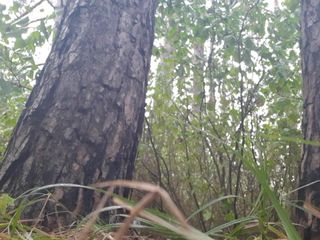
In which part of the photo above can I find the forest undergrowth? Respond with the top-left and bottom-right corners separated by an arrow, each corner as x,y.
0,174 -> 309,240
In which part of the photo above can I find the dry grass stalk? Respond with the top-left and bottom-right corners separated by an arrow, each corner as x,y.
76,187 -> 115,240
92,180 -> 188,228
113,198 -> 213,240
303,201 -> 320,219
114,192 -> 157,240
29,193 -> 51,233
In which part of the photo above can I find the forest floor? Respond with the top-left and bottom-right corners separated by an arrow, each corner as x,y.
0,180 -> 196,240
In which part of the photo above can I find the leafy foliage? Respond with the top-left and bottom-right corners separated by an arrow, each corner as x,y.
136,0 -> 301,235
0,0 -> 55,158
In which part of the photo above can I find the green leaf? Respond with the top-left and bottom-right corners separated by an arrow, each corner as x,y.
14,37 -> 25,48
244,159 -> 301,240
0,194 -> 14,216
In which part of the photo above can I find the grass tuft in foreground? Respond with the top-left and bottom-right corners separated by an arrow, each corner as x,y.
0,178 -> 305,239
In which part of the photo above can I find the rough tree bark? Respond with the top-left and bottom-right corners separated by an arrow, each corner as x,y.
0,0 -> 157,224
297,1 -> 320,239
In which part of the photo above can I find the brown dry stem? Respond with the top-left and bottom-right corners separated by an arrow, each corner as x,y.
76,187 -> 115,240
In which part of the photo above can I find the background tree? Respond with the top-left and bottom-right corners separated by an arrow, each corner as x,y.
0,0 -> 157,223
297,0 -> 320,239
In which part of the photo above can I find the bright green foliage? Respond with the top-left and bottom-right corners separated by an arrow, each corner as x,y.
0,0 -> 55,158
136,0 -> 302,236
0,193 -> 14,216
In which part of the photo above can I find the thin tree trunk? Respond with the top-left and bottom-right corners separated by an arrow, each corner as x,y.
192,43 -> 204,113
0,0 -> 157,225
297,1 -> 320,239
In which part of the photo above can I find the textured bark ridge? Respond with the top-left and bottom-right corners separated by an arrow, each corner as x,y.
0,0 -> 157,222
298,1 -> 320,239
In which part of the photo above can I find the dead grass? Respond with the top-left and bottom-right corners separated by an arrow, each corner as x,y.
0,180 -> 213,240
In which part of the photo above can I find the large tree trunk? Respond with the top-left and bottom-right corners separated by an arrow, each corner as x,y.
298,0 -> 320,239
0,0 -> 157,224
